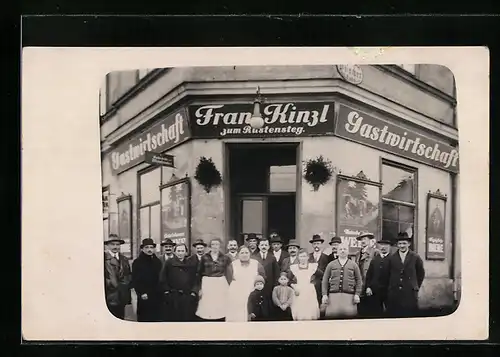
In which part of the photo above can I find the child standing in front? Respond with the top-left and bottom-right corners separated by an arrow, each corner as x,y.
272,272 -> 294,321
247,275 -> 271,321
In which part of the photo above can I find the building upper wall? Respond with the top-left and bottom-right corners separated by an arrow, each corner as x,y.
99,65 -> 457,150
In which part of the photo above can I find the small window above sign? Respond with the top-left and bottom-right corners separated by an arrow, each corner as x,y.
336,64 -> 364,85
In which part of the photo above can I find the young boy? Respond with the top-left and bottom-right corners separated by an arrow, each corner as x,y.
271,272 -> 294,321
247,275 -> 271,321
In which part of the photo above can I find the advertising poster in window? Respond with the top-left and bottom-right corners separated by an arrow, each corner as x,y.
426,192 -> 447,260
117,195 -> 132,259
102,187 -> 109,219
336,174 -> 381,255
161,178 -> 191,247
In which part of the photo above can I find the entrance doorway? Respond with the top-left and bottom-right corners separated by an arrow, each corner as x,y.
227,143 -> 299,247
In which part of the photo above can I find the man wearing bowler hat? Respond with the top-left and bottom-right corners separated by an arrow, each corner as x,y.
381,232 -> 426,318
131,238 -> 163,322
308,234 -> 330,308
245,233 -> 260,256
159,238 -> 175,267
327,236 -> 342,262
270,233 -> 289,268
363,238 -> 393,317
280,239 -> 300,272
355,232 -> 380,317
188,238 -> 207,266
104,234 -> 132,320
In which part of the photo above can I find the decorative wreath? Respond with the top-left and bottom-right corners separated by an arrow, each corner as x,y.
194,156 -> 222,193
303,155 -> 334,191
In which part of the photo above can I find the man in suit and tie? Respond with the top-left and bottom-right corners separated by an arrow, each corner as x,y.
381,232 -> 425,318
355,232 -> 380,317
327,236 -> 342,262
245,233 -> 260,256
270,233 -> 289,269
280,239 -> 300,272
253,238 -> 280,297
308,234 -> 330,310
364,239 -> 393,317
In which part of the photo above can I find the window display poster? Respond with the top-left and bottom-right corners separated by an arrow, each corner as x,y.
336,177 -> 380,255
426,194 -> 446,260
161,179 -> 191,246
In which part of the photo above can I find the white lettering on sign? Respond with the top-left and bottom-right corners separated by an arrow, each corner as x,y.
110,113 -> 185,172
428,243 -> 444,253
344,110 -> 459,170
194,103 -> 330,129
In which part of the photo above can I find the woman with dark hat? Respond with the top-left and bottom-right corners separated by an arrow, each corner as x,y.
104,234 -> 132,320
381,232 -> 425,318
194,237 -> 233,321
131,238 -> 163,322
160,243 -> 199,322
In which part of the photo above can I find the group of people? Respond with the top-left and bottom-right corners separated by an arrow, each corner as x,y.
104,230 -> 426,323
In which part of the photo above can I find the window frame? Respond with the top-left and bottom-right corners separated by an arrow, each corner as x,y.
102,185 -> 110,241
267,164 -> 297,193
137,166 -> 163,257
380,158 -> 419,251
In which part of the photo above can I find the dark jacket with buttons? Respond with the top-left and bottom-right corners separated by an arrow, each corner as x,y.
321,259 -> 363,296
365,252 -> 391,295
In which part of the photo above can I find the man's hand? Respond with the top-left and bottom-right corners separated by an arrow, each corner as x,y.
321,295 -> 329,305
353,294 -> 360,304
366,287 -> 373,296
141,293 -> 148,300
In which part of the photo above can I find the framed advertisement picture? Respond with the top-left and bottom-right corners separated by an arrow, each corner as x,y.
117,194 -> 133,259
426,189 -> 447,261
336,171 -> 382,256
160,177 -> 191,248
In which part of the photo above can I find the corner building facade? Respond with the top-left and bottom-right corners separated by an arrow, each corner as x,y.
100,65 -> 460,312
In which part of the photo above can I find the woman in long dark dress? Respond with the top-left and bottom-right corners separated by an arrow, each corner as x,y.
131,238 -> 163,322
194,238 -> 233,321
159,243 -> 198,322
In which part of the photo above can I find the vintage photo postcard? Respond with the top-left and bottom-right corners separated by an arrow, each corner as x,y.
21,47 -> 489,341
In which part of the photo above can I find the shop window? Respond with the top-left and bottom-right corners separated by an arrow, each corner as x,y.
381,161 -> 417,249
138,167 -> 161,254
269,165 -> 296,193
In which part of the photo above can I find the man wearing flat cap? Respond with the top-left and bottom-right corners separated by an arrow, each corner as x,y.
381,232 -> 426,318
354,232 -> 380,317
363,238 -> 393,317
104,234 -> 132,320
131,238 -> 163,322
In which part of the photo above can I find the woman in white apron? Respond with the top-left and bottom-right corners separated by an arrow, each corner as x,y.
226,246 -> 266,322
195,238 -> 233,321
288,249 -> 322,321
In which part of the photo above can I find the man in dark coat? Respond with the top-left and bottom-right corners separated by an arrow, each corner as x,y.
327,236 -> 342,262
363,239 -> 393,317
270,234 -> 289,268
354,232 -> 380,317
104,234 -> 132,320
381,232 -> 426,318
308,234 -> 330,308
159,239 -> 175,267
252,238 -> 280,298
131,238 -> 163,322
188,238 -> 207,267
280,239 -> 300,272
160,243 -> 198,322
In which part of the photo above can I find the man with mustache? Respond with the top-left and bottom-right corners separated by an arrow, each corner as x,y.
225,239 -> 239,262
355,232 -> 379,317
364,238 -> 393,317
308,234 -> 330,313
280,239 -> 300,272
327,236 -> 342,262
159,238 -> 176,266
270,233 -> 289,268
